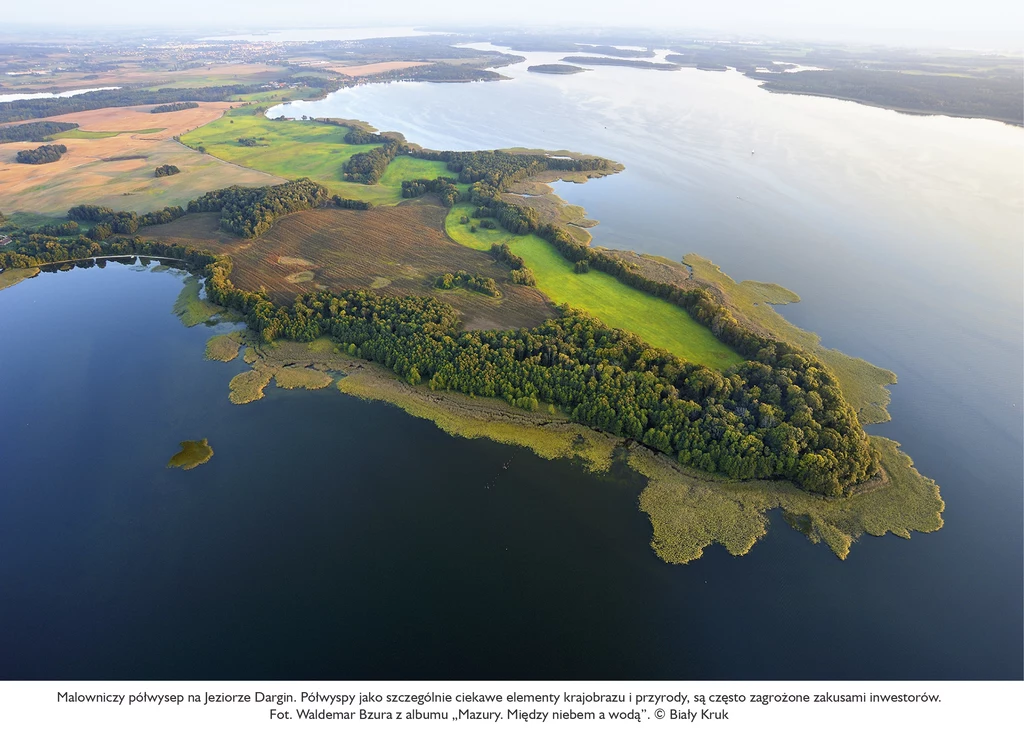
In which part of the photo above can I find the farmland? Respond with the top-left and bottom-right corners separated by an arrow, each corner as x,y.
146,201 -> 557,331
179,108 -> 449,205
0,102 -> 282,216
0,138 -> 281,217
445,203 -> 743,370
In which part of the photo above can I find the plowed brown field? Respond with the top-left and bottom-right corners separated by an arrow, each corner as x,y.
146,200 -> 558,331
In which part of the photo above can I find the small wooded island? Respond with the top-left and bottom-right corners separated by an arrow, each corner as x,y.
528,64 -> 586,75
0,109 -> 943,564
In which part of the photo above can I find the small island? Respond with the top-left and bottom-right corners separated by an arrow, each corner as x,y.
561,56 -> 680,71
528,64 -> 586,75
167,438 -> 214,470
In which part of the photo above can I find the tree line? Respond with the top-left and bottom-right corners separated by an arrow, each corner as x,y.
67,204 -> 187,238
343,128 -> 391,145
343,140 -> 401,184
489,242 -> 537,285
151,102 -> 199,114
16,144 -> 67,164
0,85 -> 254,124
0,121 -> 78,143
560,56 -> 680,71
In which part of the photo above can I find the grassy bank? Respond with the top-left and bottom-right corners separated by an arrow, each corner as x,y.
445,203 -> 742,370
0,267 -> 40,291
636,435 -> 944,564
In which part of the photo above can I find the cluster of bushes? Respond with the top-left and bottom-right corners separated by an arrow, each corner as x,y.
434,271 -> 500,297
400,177 -> 460,207
490,241 -> 525,269
0,121 -> 78,143
331,196 -> 373,210
490,242 -> 536,286
151,102 -> 199,114
509,268 -> 536,286
154,164 -> 180,178
343,140 -> 401,184
36,221 -> 79,237
236,137 -> 261,147
187,178 -> 330,238
16,144 -> 67,165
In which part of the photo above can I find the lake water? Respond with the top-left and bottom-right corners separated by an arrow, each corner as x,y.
1,47 -> 1021,680
0,86 -> 120,103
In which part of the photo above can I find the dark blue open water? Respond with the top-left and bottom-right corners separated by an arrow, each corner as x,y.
1,51 -> 1021,679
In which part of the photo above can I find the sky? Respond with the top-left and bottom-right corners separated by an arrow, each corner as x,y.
4,0 -> 1023,49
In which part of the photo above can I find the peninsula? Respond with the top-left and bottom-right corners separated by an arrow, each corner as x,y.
0,42 -> 944,563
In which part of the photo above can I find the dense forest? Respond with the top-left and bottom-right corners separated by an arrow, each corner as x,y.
751,69 -> 1024,125
0,121 -> 78,142
0,85 -> 254,124
15,144 -> 66,164
0,220 -> 879,496
151,101 -> 199,114
409,149 -> 609,192
154,164 -> 180,177
187,178 -> 330,237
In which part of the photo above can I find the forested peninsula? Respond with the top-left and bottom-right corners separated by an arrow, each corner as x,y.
3,160 -> 882,497
0,120 -> 943,562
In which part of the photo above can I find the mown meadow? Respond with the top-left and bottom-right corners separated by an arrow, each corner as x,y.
445,203 -> 743,370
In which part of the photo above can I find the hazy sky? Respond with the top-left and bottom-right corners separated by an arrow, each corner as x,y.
5,0 -> 1023,49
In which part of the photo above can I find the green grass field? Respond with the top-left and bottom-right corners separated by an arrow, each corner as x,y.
47,128 -> 166,140
445,203 -> 742,370
378,156 -> 450,187
180,109 -> 455,205
231,85 -> 324,104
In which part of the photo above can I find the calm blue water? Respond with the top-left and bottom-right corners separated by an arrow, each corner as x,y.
0,52 -> 1021,679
